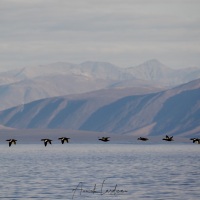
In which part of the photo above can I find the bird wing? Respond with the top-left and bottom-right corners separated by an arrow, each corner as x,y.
65,138 -> 69,143
9,141 -> 12,147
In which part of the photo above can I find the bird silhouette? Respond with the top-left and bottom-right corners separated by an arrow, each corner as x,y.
98,137 -> 110,142
58,137 -> 70,144
137,137 -> 149,141
163,135 -> 173,141
41,139 -> 52,146
6,139 -> 17,147
190,138 -> 200,144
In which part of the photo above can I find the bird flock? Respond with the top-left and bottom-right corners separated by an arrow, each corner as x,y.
5,137 -> 71,147
3,135 -> 200,147
137,135 -> 199,144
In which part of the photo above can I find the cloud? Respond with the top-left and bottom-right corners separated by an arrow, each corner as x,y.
0,0 -> 200,69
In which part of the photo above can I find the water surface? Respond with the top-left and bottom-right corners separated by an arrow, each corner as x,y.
0,144 -> 200,199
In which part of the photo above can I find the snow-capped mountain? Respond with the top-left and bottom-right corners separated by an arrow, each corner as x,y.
126,59 -> 173,81
0,59 -> 200,111
125,59 -> 200,85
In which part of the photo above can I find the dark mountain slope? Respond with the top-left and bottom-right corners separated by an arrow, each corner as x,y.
81,79 -> 200,135
80,93 -> 160,133
0,79 -> 199,137
152,88 -> 200,136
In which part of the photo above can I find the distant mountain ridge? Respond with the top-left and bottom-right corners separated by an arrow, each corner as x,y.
0,59 -> 200,110
0,78 -> 199,137
126,59 -> 200,84
2,59 -> 200,81
126,59 -> 172,81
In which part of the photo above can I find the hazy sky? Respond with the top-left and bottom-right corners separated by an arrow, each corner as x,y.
0,0 -> 200,70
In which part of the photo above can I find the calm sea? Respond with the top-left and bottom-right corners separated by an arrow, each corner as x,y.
0,143 -> 200,200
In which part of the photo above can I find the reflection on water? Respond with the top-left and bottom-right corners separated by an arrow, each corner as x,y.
0,144 -> 200,199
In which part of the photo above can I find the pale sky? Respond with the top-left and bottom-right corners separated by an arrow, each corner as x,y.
0,0 -> 200,70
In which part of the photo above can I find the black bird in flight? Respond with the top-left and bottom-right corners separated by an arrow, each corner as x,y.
137,137 -> 149,141
58,137 -> 70,144
190,138 -> 200,144
6,139 -> 17,147
41,139 -> 52,146
98,137 -> 110,142
162,135 -> 173,141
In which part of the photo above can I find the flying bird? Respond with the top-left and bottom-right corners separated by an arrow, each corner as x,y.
58,137 -> 70,144
41,139 -> 52,146
137,137 -> 149,141
6,139 -> 17,147
98,137 -> 110,142
162,135 -> 173,141
190,138 -> 200,144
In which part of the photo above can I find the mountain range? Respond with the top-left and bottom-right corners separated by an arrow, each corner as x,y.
0,59 -> 200,111
0,77 -> 199,137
